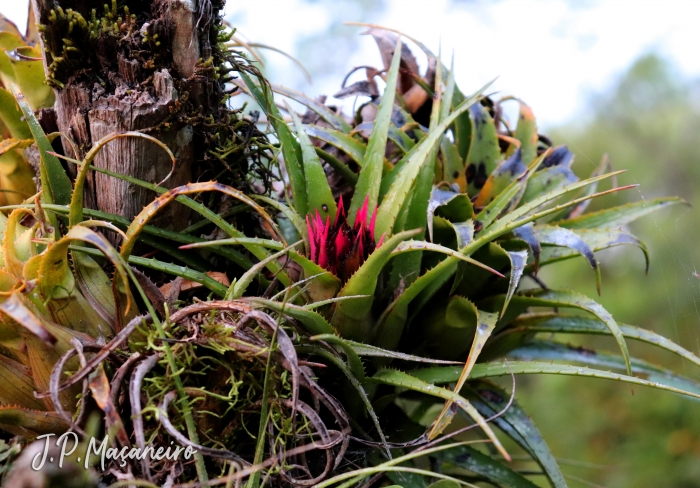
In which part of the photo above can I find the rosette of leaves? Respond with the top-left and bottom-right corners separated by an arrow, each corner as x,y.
197,26 -> 700,487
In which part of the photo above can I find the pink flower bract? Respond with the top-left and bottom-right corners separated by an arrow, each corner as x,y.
305,196 -> 385,282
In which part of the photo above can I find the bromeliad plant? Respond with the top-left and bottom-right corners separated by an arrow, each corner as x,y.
211,25 -> 700,486
0,7 -> 698,486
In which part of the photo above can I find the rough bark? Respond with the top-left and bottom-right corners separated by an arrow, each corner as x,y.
31,0 -> 223,227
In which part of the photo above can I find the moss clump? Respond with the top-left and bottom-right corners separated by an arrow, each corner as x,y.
130,307 -> 337,483
39,1 -> 151,88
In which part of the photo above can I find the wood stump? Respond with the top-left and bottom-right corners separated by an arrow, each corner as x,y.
31,0 -> 224,227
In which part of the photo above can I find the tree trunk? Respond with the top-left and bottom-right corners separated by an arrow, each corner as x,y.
31,0 -> 224,227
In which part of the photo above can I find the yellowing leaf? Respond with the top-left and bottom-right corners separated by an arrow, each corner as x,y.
0,293 -> 55,346
39,226 -> 130,336
0,138 -> 33,157
8,46 -> 54,109
0,353 -> 44,410
0,406 -> 69,438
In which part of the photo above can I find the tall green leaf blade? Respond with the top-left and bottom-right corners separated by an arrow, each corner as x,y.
379,142 -> 420,201
533,225 -> 601,293
240,71 -> 307,215
375,80 -> 493,240
386,54 -> 444,293
494,289 -> 632,375
287,102 -> 337,221
440,54 -> 456,123
502,250 -> 528,317
435,445 -> 539,488
508,313 -> 700,368
466,103 -> 501,196
507,340 -> 700,395
453,88 -> 472,161
371,368 -> 510,459
270,83 -> 352,132
463,382 -> 567,488
387,158 -> 434,291
513,102 -> 538,165
0,87 -> 30,139
349,40 -> 402,225
10,83 -> 72,207
412,360 -> 700,400
560,197 -> 686,229
428,310 -> 498,439
441,139 -> 466,191
304,124 -> 367,166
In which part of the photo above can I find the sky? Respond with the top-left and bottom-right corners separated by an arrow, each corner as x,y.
4,0 -> 700,128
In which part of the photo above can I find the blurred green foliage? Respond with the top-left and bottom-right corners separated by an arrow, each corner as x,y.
519,54 -> 700,487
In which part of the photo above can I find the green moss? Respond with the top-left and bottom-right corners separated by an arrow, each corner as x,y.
132,311 -> 300,481
38,2 -> 142,87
